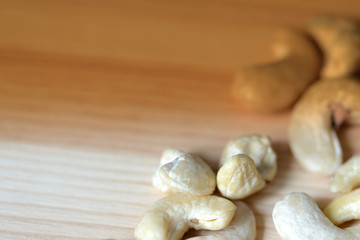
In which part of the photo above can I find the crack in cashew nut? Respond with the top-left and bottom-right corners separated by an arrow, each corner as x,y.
289,78 -> 360,175
232,28 -> 321,112
272,192 -> 360,240
134,194 -> 236,240
188,201 -> 256,240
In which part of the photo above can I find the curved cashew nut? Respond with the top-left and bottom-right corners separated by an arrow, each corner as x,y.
153,149 -> 216,195
309,16 -> 360,78
217,154 -> 266,199
272,192 -> 360,240
220,135 -> 277,181
324,188 -> 360,225
134,194 -> 236,240
289,78 -> 360,175
232,28 -> 321,112
330,154 -> 360,193
189,201 -> 256,240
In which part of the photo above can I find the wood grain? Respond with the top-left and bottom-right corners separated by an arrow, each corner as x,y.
1,1 -> 360,239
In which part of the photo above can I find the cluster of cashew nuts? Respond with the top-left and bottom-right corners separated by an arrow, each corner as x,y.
231,15 -> 360,239
135,15 -> 360,240
135,134 -> 277,240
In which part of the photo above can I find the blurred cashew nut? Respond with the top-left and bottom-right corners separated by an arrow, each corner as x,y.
324,188 -> 360,226
220,135 -> 277,181
330,154 -> 360,193
134,194 -> 236,240
189,201 -> 256,240
309,16 -> 360,78
289,78 -> 360,175
272,192 -> 360,240
153,149 -> 216,195
232,28 -> 321,112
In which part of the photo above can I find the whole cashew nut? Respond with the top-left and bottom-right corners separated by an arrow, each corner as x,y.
309,16 -> 360,78
217,154 -> 266,200
232,28 -> 321,112
289,78 -> 360,175
134,194 -> 236,240
153,150 -> 216,195
330,154 -> 360,193
272,192 -> 360,240
324,188 -> 360,225
220,135 -> 277,181
189,201 -> 256,240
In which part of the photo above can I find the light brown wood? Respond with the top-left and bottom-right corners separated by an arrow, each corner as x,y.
1,1 -> 360,239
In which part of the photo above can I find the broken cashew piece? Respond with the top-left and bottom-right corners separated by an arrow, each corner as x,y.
189,201 -> 256,240
272,192 -> 360,240
309,16 -> 360,78
324,188 -> 360,225
153,149 -> 216,195
134,194 -> 236,240
220,135 -> 277,181
330,154 -> 360,193
159,148 -> 186,166
217,154 -> 266,200
289,78 -> 360,175
232,28 -> 321,112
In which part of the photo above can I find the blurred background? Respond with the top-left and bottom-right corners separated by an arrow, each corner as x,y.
1,1 -> 359,239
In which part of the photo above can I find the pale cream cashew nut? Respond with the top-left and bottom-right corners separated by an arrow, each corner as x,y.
272,192 -> 360,240
330,154 -> 360,193
189,201 -> 256,240
134,194 -> 236,240
217,154 -> 266,199
289,78 -> 360,175
153,150 -> 216,195
309,16 -> 360,78
220,135 -> 277,181
232,28 -> 321,112
324,188 -> 360,225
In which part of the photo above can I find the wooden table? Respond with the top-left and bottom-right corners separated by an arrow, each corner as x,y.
1,1 -> 359,239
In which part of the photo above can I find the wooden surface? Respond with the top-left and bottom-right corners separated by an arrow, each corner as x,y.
1,1 -> 360,239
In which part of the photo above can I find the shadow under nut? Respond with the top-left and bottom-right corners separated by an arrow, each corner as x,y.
289,78 -> 360,175
232,28 -> 321,112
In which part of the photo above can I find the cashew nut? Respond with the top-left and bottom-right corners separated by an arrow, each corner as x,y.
330,154 -> 360,193
309,16 -> 360,78
324,188 -> 360,225
272,192 -> 360,240
217,154 -> 265,199
134,194 -> 236,240
289,78 -> 360,175
220,135 -> 277,181
153,150 -> 216,195
232,28 -> 321,112
189,201 -> 256,240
